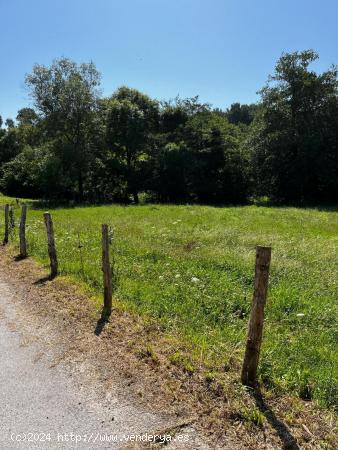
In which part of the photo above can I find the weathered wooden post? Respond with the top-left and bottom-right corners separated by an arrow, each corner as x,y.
101,224 -> 112,316
3,204 -> 9,245
9,206 -> 15,232
19,205 -> 27,258
43,212 -> 58,278
241,246 -> 271,387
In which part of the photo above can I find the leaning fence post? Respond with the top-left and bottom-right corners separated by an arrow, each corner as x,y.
3,204 -> 9,245
19,205 -> 27,258
101,224 -> 112,316
43,212 -> 58,278
241,246 -> 272,387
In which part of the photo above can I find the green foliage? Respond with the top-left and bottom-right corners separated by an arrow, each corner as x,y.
1,146 -> 42,197
5,118 -> 15,128
182,111 -> 248,203
226,102 -> 258,125
251,50 -> 338,203
105,87 -> 160,203
1,50 -> 338,205
25,58 -> 101,200
169,351 -> 195,374
240,407 -> 265,427
147,102 -> 249,204
0,144 -> 68,198
0,127 -> 20,165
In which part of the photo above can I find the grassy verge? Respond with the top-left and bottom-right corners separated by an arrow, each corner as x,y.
1,195 -> 337,410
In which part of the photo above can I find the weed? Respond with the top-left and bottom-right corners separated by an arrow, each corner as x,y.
241,407 -> 265,427
169,351 -> 195,375
137,345 -> 159,364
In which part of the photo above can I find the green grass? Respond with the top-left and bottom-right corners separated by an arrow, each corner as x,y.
1,197 -> 337,409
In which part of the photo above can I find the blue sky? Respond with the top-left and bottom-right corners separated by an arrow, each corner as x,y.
1,0 -> 337,120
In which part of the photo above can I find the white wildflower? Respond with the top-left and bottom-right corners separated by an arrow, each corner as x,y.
191,277 -> 200,283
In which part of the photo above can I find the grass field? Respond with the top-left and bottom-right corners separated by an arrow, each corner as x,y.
1,194 -> 337,409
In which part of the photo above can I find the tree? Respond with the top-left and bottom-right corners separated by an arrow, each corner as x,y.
5,118 -> 15,128
25,58 -> 101,200
15,108 -> 41,148
1,52 -> 337,205
182,111 -> 248,203
0,127 -> 19,165
148,106 -> 248,204
105,87 -> 159,203
251,50 -> 338,203
16,108 -> 38,126
226,103 -> 258,125
148,139 -> 189,203
146,97 -> 214,203
1,146 -> 42,197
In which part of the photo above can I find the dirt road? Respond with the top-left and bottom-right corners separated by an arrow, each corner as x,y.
0,276 -> 210,449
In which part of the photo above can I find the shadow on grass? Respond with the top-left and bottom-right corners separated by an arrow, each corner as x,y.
251,389 -> 300,450
94,309 -> 111,336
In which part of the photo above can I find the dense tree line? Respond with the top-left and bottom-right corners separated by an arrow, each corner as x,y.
1,50 -> 337,204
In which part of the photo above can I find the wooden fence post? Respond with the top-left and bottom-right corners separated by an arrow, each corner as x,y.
9,206 -> 15,232
43,212 -> 58,278
241,246 -> 271,387
3,204 -> 9,245
101,224 -> 112,316
19,205 -> 27,258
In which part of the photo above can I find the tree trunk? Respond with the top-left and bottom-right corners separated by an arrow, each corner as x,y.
133,191 -> 139,204
78,169 -> 84,201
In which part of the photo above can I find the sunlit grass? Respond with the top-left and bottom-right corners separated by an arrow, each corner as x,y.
1,199 -> 337,408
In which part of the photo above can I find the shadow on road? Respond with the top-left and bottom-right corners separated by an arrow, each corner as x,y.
32,275 -> 55,285
94,310 -> 111,336
251,389 -> 300,450
14,254 -> 25,262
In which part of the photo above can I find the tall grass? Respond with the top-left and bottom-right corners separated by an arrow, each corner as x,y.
1,198 -> 337,408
